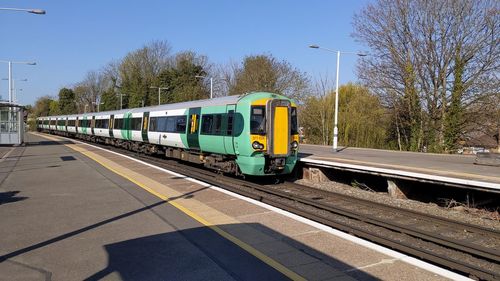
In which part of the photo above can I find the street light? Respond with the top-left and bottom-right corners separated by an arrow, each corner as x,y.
0,7 -> 46,14
1,78 -> 28,103
0,60 -> 36,103
116,93 -> 127,110
195,75 -> 213,99
150,86 -> 169,105
309,44 -> 367,152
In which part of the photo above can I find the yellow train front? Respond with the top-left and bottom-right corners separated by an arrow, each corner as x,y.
230,92 -> 299,176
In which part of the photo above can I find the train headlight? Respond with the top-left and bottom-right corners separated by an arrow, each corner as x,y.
291,141 -> 299,149
252,141 -> 264,150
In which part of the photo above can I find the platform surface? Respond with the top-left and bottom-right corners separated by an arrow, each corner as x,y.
0,133 -> 462,281
299,144 -> 500,188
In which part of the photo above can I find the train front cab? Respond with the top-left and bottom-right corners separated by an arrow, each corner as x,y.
235,94 -> 299,176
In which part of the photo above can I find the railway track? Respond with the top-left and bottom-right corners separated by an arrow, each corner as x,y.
44,135 -> 500,280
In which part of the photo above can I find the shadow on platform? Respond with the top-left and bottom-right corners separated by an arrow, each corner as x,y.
83,223 -> 376,281
26,140 -> 74,146
0,191 -> 28,205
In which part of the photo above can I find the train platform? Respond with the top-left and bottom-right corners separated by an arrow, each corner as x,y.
0,133 -> 470,280
299,144 -> 500,192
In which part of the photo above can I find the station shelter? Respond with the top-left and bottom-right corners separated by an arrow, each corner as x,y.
0,102 -> 25,145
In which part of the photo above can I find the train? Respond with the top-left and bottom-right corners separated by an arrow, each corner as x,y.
37,92 -> 299,176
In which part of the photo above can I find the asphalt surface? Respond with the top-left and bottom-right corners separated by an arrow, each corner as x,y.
299,144 -> 500,184
0,134 -> 289,281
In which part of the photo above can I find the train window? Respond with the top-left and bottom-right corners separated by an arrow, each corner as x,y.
68,120 -> 76,127
95,119 -> 109,129
148,116 -> 185,133
226,110 -> 234,136
176,116 -> 186,133
201,114 -> 223,135
114,118 -> 123,129
250,106 -> 266,135
291,107 -> 298,135
149,117 -> 157,131
57,120 -> 65,126
166,117 -> 176,132
130,117 -> 142,131
201,115 -> 213,134
213,114 -> 222,135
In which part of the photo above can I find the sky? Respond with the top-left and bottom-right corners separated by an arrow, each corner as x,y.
0,0 -> 371,105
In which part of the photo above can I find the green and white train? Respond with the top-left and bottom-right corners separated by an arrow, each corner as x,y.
37,92 -> 299,176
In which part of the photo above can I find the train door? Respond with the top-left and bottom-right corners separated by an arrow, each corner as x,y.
109,115 -> 114,137
187,107 -> 201,150
141,112 -> 149,142
267,99 -> 291,157
91,116 -> 95,135
224,105 -> 236,154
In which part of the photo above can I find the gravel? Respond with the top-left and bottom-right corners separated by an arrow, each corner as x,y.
295,179 -> 500,232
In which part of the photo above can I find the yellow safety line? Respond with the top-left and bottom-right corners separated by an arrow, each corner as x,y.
34,132 -> 306,281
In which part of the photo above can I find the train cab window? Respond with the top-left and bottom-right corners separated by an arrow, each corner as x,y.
250,106 -> 266,135
130,117 -> 142,131
291,107 -> 298,135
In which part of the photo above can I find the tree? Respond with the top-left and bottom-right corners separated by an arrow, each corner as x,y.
74,70 -> 107,113
227,54 -> 310,102
300,83 -> 389,148
32,96 -> 53,117
353,0 -> 499,152
118,40 -> 172,108
157,51 -> 209,103
100,87 -> 119,111
49,100 -> 60,116
58,88 -> 76,114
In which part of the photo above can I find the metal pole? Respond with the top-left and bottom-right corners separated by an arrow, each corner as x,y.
158,88 -> 161,105
210,77 -> 213,99
8,62 -> 12,103
120,94 -> 123,109
333,51 -> 340,152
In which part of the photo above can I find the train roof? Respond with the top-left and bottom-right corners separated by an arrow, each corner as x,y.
38,92 -> 291,119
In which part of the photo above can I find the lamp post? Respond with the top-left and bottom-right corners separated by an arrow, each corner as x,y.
150,86 -> 169,105
309,45 -> 367,152
195,75 -> 213,99
0,7 -> 46,14
0,60 -> 36,103
116,93 -> 127,110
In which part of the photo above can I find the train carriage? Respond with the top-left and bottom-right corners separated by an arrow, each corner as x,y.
37,92 -> 299,176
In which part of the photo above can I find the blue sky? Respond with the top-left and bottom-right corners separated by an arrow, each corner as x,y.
0,0 -> 371,105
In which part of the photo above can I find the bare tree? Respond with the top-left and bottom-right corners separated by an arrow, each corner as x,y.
74,70 -> 107,113
353,0 -> 499,152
